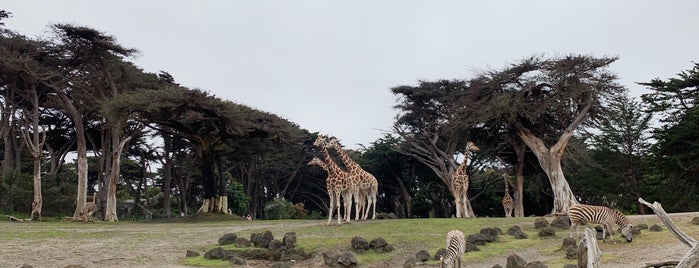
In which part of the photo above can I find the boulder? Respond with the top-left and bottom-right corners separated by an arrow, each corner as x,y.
506,226 -> 522,236
465,242 -> 480,252
218,233 -> 238,245
338,252 -> 358,267
322,249 -> 341,265
561,237 -> 576,250
525,261 -> 547,268
204,247 -> 235,260
403,257 -> 419,268
637,223 -> 649,229
268,239 -> 283,250
691,217 -> 699,225
650,224 -> 663,232
283,232 -> 297,248
369,237 -> 389,252
533,217 -> 549,229
565,245 -> 577,260
480,227 -> 499,242
563,264 -> 577,268
506,252 -> 528,268
351,236 -> 370,252
251,231 -> 274,248
269,261 -> 292,268
550,216 -> 571,229
185,250 -> 200,257
229,257 -> 246,265
467,233 -> 488,245
235,237 -> 251,247
537,227 -> 556,237
433,248 -> 447,260
415,250 -> 430,262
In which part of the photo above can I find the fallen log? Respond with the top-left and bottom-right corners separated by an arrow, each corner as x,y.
638,198 -> 699,268
643,260 -> 679,268
577,227 -> 602,268
5,215 -> 31,222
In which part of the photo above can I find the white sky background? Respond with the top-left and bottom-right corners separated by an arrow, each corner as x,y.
4,1 -> 698,149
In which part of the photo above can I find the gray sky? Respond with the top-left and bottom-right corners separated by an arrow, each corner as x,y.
4,1 -> 698,149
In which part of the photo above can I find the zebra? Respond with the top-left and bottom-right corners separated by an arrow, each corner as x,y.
568,204 -> 633,243
440,229 -> 465,268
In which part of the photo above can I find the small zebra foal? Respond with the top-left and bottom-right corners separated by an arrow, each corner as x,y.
568,204 -> 634,243
440,229 -> 465,268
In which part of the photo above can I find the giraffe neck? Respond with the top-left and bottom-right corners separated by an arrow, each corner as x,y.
322,147 -> 345,177
333,146 -> 363,174
504,177 -> 510,192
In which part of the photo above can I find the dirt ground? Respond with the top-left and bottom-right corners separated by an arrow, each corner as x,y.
1,212 -> 698,268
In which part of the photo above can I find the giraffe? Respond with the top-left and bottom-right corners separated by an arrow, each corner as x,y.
307,157 -> 351,226
501,172 -> 514,218
451,141 -> 479,218
313,135 -> 358,224
327,138 -> 378,220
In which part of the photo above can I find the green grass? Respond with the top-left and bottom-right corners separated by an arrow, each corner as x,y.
186,217 -> 566,266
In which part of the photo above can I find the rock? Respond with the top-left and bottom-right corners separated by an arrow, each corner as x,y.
384,244 -> 395,252
467,233 -> 488,245
637,223 -> 649,229
691,217 -> 699,225
204,247 -> 226,260
534,217 -> 549,229
322,249 -> 341,265
493,265 -> 503,268
565,245 -> 577,260
251,231 -> 274,248
230,257 -> 246,265
550,216 -> 571,229
269,261 -> 292,268
513,231 -> 528,239
480,227 -> 499,242
268,239 -> 283,250
403,257 -> 419,268
525,261 -> 547,268
235,237 -> 251,247
631,226 -> 642,235
537,227 -> 556,237
185,250 -> 200,257
465,242 -> 480,252
369,237 -> 389,252
338,252 -> 358,267
433,248 -> 446,260
506,252 -> 527,268
561,237 -> 576,249
415,250 -> 430,262
218,233 -> 238,245
283,232 -> 297,248
506,226 -> 522,236
563,264 -> 577,268
493,227 -> 504,235
351,236 -> 370,252
650,224 -> 663,232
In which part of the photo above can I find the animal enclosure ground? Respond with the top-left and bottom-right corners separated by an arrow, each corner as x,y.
1,212 -> 698,267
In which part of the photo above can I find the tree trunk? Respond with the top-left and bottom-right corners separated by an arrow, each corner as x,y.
104,133 -> 132,222
515,126 -> 578,214
394,174 -> 413,218
161,134 -> 173,218
30,158 -> 42,221
513,141 -> 526,217
67,104 -> 89,218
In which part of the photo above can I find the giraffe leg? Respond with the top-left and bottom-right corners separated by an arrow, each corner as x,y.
327,192 -> 335,226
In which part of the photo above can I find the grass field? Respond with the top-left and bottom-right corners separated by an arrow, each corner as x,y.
1,212 -> 698,267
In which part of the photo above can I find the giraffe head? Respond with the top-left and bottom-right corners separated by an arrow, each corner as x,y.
313,135 -> 327,148
465,141 -> 480,153
327,138 -> 342,150
307,157 -> 324,167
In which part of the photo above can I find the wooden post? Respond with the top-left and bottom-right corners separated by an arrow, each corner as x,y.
577,227 -> 602,268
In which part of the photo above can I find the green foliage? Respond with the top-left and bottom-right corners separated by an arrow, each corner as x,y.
226,179 -> 250,216
263,197 -> 295,220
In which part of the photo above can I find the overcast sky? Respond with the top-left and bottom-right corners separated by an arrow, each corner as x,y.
4,1 -> 698,149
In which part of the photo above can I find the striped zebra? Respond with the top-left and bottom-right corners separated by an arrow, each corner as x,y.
568,204 -> 633,243
440,229 -> 465,268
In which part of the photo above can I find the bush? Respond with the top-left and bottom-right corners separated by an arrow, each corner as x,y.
263,198 -> 295,220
